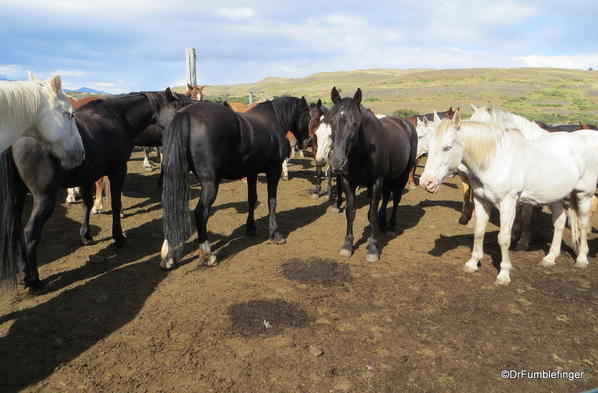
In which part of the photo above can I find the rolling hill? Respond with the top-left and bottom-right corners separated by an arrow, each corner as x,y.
174,67 -> 598,124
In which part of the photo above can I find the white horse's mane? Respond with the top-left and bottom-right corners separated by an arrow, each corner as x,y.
0,81 -> 43,131
471,104 -> 546,140
437,119 -> 521,171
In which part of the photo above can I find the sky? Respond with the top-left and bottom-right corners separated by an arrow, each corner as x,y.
0,0 -> 596,93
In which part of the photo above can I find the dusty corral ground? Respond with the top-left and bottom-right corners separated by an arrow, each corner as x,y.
1,151 -> 597,393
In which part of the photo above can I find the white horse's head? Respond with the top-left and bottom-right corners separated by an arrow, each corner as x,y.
314,116 -> 332,167
34,75 -> 84,168
469,103 -> 495,123
420,111 -> 465,193
415,111 -> 442,158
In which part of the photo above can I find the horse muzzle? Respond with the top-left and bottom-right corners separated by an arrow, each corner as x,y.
420,175 -> 440,194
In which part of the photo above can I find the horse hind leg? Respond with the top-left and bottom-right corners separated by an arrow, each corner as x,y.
195,180 -> 220,266
281,158 -> 289,181
458,173 -> 474,225
66,187 -> 80,203
572,194 -> 593,268
540,202 -> 565,267
495,197 -> 517,285
142,147 -> 155,170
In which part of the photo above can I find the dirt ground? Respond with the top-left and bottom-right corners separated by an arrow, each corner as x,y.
1,151 -> 597,393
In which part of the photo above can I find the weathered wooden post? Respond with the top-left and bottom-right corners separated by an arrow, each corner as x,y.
248,91 -> 253,104
185,48 -> 197,87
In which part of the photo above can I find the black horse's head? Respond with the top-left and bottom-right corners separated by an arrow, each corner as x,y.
155,87 -> 198,129
329,87 -> 363,173
272,96 -> 310,141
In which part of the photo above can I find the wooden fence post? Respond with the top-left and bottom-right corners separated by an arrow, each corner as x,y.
186,48 -> 197,87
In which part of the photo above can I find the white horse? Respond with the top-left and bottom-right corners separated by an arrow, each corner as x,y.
420,111 -> 598,285
0,75 -> 84,166
1,74 -> 84,286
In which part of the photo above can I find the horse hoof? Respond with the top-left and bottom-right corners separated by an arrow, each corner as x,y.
81,238 -> 95,246
339,248 -> 352,258
366,253 -> 379,262
311,193 -> 320,199
282,175 -> 289,181
539,257 -> 555,267
385,231 -> 396,238
457,216 -> 471,225
115,237 -> 127,248
91,207 -> 102,214
574,261 -> 589,269
269,236 -> 286,245
329,206 -> 342,214
26,279 -> 46,294
160,258 -> 176,270
494,278 -> 511,286
204,255 -> 219,267
463,262 -> 479,273
144,166 -> 154,172
406,183 -> 417,190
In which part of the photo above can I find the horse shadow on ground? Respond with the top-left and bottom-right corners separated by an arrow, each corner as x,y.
353,201 -> 427,254
426,206 -> 585,271
0,218 -> 168,393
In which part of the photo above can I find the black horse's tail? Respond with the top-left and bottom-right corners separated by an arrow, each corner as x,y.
0,148 -> 26,289
162,112 -> 193,261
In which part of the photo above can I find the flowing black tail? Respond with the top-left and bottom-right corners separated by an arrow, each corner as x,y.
162,112 -> 193,261
0,148 -> 26,289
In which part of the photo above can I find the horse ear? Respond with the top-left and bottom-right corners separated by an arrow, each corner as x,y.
198,85 -> 206,92
416,117 -> 422,126
300,96 -> 307,107
423,117 -> 429,126
165,87 -> 176,101
453,110 -> 462,128
317,98 -> 322,108
27,71 -> 37,81
187,83 -> 192,90
331,87 -> 341,104
353,88 -> 362,106
48,75 -> 62,93
470,103 -> 478,112
486,104 -> 493,113
433,110 -> 441,123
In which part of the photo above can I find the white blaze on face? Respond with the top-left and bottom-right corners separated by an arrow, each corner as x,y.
314,121 -> 333,165
375,114 -> 386,119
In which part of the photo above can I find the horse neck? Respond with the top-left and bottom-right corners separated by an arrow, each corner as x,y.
103,94 -> 158,135
0,83 -> 42,130
500,111 -> 547,140
458,122 -> 516,176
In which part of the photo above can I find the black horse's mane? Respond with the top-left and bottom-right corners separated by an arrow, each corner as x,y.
262,96 -> 307,132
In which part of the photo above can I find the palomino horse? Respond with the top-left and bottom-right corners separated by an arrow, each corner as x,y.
470,104 -> 598,244
160,96 -> 310,269
328,87 -> 417,262
420,111 -> 598,285
1,75 -> 84,286
12,89 -> 192,290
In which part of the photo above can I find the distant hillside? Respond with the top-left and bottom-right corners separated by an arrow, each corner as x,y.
174,68 -> 598,124
65,87 -> 112,95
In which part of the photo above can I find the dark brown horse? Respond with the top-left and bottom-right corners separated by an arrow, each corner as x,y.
536,120 -> 597,132
328,87 -> 417,262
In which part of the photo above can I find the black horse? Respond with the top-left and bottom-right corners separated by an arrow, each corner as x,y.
328,87 -> 417,262
11,89 -> 193,290
160,96 -> 310,269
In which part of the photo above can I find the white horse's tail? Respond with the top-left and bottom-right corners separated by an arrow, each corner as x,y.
567,192 -> 580,252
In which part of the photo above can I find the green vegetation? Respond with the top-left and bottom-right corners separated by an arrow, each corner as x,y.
392,109 -> 419,118
172,67 -> 598,124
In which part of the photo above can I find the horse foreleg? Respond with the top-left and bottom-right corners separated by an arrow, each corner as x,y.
266,166 -> 285,244
246,174 -> 258,236
142,147 -> 154,170
458,172 -> 474,225
540,202 -> 565,266
79,183 -> 95,245
281,158 -> 289,181
91,177 -> 105,214
65,187 -> 80,203
195,180 -> 219,266
495,196 -> 517,285
514,205 -> 533,250
23,191 -> 57,291
339,176 -> 357,257
463,195 -> 492,273
108,166 -> 127,247
312,163 -> 323,198
406,156 -> 421,190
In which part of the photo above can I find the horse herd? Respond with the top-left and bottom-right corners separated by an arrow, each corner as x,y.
1,74 -> 597,295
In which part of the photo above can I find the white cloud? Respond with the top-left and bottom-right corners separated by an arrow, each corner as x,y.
515,54 -> 598,69
217,7 -> 256,20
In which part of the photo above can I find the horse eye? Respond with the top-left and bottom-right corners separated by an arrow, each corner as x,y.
443,146 -> 452,151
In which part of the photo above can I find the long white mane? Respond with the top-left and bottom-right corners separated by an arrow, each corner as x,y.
470,104 -> 546,140
0,81 -> 43,133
